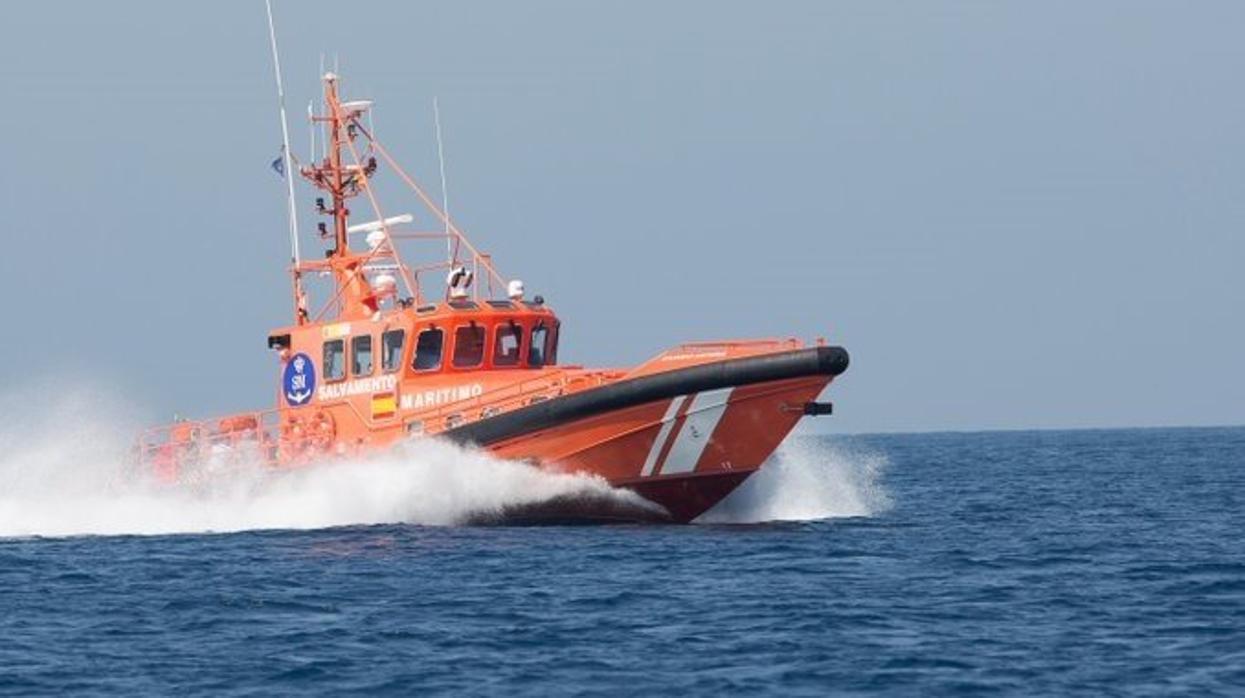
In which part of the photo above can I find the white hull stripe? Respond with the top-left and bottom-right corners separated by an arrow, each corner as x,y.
640,395 -> 688,477
655,387 -> 734,476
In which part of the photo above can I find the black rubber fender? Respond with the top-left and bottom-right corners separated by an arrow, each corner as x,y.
445,345 -> 849,447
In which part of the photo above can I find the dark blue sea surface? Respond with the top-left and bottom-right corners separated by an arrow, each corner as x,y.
2,427 -> 1243,695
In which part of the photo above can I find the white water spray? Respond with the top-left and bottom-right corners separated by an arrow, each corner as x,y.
0,388 -> 653,538
697,436 -> 891,524
0,387 -> 888,538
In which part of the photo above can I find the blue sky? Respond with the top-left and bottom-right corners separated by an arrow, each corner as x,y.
0,2 -> 1241,433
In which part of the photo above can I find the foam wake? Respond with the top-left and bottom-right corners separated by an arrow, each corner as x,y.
0,389 -> 656,538
0,388 -> 887,537
696,436 -> 891,524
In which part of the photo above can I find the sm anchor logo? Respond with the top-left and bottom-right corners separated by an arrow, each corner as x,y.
283,352 -> 317,407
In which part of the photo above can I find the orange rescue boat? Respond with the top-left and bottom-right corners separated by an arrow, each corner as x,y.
136,71 -> 849,523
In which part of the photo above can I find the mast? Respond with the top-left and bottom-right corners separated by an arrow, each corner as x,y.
296,72 -> 382,321
324,73 -> 350,258
290,70 -> 511,323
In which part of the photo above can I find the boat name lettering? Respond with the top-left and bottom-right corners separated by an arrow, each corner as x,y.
317,374 -> 397,401
400,384 -> 484,410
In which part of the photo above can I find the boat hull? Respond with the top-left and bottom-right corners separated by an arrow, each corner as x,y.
140,346 -> 848,524
451,346 -> 848,522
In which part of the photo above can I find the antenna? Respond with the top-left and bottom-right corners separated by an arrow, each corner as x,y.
264,0 -> 303,319
307,100 -> 315,164
434,96 -> 453,266
319,54 -> 327,159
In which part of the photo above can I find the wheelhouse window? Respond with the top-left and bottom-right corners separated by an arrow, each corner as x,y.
529,321 -> 560,368
351,335 -> 373,376
548,321 -> 560,365
323,339 -> 346,381
382,329 -> 405,373
529,323 -> 548,367
453,325 -> 486,368
493,323 -> 523,367
413,328 -> 444,372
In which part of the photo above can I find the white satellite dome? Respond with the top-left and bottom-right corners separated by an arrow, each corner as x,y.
372,273 -> 397,296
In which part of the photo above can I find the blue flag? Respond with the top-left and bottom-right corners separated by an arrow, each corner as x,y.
271,150 -> 286,178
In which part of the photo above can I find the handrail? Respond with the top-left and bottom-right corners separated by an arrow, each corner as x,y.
415,369 -> 571,425
407,367 -> 623,435
136,408 -> 283,467
672,337 -> 801,350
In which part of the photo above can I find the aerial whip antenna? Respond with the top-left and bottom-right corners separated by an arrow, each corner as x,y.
434,96 -> 453,265
308,100 -> 315,164
368,97 -> 376,140
264,0 -> 305,321
318,54 -> 327,159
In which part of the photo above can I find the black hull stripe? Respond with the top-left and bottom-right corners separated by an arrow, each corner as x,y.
444,345 -> 849,447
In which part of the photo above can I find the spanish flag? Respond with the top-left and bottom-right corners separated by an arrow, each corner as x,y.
371,392 -> 397,420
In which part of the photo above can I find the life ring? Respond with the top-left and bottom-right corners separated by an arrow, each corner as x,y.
278,410 -> 337,465
306,410 -> 336,454
278,416 -> 309,464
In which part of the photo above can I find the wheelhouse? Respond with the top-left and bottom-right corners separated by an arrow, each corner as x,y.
407,304 -> 560,375
269,301 -> 562,385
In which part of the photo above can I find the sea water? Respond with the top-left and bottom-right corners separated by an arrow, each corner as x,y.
0,412 -> 1242,695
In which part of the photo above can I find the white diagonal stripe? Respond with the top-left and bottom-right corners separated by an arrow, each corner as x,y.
655,387 -> 733,476
640,395 -> 687,477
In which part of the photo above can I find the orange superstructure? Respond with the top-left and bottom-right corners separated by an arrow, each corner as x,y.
136,72 -> 849,523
